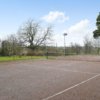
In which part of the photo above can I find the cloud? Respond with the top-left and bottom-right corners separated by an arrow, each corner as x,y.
54,19 -> 93,46
42,11 -> 69,23
66,19 -> 92,45
68,19 -> 90,34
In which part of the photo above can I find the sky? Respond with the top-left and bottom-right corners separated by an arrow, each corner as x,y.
0,0 -> 100,46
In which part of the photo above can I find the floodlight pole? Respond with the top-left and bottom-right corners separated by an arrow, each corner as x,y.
63,33 -> 67,56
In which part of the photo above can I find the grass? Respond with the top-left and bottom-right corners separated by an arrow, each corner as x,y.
0,56 -> 46,62
0,56 -> 56,62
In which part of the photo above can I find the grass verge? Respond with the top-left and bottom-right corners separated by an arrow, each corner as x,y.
0,56 -> 56,62
0,56 -> 45,62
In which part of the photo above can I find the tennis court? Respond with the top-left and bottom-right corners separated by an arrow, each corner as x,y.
0,55 -> 100,100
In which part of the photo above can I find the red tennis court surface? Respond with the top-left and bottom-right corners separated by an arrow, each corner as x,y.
0,55 -> 100,100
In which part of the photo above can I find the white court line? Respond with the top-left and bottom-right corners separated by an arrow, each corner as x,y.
42,73 -> 100,100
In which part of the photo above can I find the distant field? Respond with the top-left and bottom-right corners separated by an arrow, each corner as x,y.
0,56 -> 46,62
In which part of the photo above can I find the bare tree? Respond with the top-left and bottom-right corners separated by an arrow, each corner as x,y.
84,36 -> 93,54
7,34 -> 23,55
1,40 -> 8,56
93,37 -> 100,54
70,43 -> 82,55
18,19 -> 53,50
1,34 -> 23,56
0,39 -> 1,55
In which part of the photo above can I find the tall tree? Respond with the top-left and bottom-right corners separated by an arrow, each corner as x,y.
93,12 -> 100,38
93,12 -> 100,54
18,19 -> 53,50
